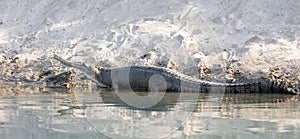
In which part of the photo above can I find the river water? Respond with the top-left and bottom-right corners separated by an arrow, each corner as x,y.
0,85 -> 299,139
1,1 -> 300,138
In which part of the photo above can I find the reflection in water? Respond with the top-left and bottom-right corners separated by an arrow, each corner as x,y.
0,85 -> 299,139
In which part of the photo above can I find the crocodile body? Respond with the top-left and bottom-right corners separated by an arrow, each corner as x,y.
54,55 -> 291,94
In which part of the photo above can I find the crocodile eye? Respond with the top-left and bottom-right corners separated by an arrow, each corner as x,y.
98,67 -> 107,72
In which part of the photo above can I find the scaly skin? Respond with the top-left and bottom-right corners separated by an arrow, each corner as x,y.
54,55 -> 291,94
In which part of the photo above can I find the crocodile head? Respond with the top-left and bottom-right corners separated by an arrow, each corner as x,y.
53,54 -> 109,87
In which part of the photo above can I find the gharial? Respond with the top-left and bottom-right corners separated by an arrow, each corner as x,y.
53,55 -> 292,94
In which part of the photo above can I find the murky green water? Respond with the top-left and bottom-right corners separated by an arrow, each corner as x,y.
0,85 -> 300,139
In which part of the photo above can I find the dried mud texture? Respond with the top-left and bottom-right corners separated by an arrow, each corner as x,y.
0,55 -> 51,83
0,56 -> 94,88
267,67 -> 300,93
